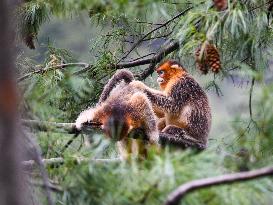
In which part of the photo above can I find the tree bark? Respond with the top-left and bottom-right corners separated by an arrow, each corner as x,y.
0,0 -> 26,204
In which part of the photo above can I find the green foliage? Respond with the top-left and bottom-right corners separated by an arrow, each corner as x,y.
16,0 -> 273,204
43,139 -> 273,205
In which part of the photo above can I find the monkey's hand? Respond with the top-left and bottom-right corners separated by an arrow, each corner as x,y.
129,80 -> 147,91
75,108 -> 96,130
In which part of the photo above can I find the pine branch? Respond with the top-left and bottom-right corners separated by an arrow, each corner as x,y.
164,166 -> 273,205
18,63 -> 90,82
117,7 -> 193,63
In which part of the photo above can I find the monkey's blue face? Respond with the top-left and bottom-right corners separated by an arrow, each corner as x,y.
157,70 -> 165,84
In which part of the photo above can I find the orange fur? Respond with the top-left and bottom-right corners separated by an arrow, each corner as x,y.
76,70 -> 159,160
130,60 -> 211,149
154,61 -> 188,128
155,61 -> 187,92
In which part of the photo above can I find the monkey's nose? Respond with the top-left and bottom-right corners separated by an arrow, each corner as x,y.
157,77 -> 164,84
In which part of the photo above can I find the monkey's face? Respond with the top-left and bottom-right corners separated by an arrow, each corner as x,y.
156,60 -> 186,90
102,113 -> 130,141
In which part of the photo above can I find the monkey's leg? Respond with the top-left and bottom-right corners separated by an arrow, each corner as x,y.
159,125 -> 207,150
128,92 -> 159,144
131,139 -> 147,160
117,138 -> 132,160
157,117 -> 166,132
99,69 -> 134,103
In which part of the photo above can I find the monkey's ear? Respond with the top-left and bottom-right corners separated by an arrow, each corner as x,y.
170,64 -> 180,69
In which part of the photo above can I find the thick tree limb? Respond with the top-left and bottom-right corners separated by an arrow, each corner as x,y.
164,166 -> 273,205
0,1 -> 27,204
137,40 -> 179,80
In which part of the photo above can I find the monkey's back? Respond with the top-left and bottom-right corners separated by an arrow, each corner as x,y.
171,75 -> 211,144
101,81 -> 144,117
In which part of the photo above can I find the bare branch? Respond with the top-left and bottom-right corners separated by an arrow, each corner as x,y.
21,119 -> 101,134
18,63 -> 90,82
22,119 -> 77,134
22,157 -> 121,169
118,7 -> 193,63
249,77 -> 255,120
137,40 -> 179,80
30,180 -> 63,193
164,166 -> 273,205
22,157 -> 67,169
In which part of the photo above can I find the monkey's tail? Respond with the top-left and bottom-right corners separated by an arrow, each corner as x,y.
159,129 -> 207,150
98,69 -> 134,103
61,126 -> 81,153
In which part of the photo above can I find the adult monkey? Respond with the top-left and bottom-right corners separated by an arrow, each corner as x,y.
131,60 -> 211,150
75,70 -> 159,160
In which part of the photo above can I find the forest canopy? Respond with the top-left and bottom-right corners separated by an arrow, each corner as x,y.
2,0 -> 273,204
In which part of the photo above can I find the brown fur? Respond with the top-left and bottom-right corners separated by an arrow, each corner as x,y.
76,70 -> 158,160
130,60 -> 211,149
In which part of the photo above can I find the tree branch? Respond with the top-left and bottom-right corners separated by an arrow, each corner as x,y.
118,7 -> 193,63
30,180 -> 63,193
249,77 -> 255,120
22,157 -> 121,169
21,119 -> 101,134
18,63 -> 90,82
136,40 -> 179,80
164,166 -> 273,205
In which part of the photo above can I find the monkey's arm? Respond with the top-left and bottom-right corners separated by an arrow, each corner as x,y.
130,81 -> 179,113
99,69 -> 134,103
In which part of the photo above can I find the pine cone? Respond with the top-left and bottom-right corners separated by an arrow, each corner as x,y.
195,43 -> 221,74
206,44 -> 221,73
213,0 -> 228,11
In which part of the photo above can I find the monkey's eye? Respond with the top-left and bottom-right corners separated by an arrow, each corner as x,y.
158,70 -> 165,75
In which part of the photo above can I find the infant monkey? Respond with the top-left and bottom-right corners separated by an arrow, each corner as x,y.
75,70 -> 158,160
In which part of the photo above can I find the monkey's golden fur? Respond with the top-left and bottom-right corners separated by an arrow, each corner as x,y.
131,60 -> 211,149
76,70 -> 158,160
